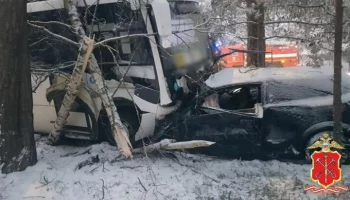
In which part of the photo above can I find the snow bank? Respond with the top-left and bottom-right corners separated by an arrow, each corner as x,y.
1,136 -> 350,200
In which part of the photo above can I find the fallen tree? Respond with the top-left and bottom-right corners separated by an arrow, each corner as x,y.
133,139 -> 216,154
47,0 -> 132,158
48,37 -> 94,145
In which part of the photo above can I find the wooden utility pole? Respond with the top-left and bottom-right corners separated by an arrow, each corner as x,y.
0,0 -> 37,173
333,0 -> 344,143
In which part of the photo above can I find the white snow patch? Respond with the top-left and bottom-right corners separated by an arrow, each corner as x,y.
16,147 -> 29,162
1,136 -> 350,200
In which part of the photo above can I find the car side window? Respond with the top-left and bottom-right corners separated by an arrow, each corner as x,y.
201,85 -> 260,113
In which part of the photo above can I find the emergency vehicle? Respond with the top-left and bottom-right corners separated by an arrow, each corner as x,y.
219,44 -> 299,68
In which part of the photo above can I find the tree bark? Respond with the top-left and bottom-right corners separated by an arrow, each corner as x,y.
246,0 -> 258,67
347,48 -> 350,72
56,0 -> 132,157
246,0 -> 265,67
257,3 -> 265,67
0,0 -> 37,173
48,37 -> 94,144
333,0 -> 344,143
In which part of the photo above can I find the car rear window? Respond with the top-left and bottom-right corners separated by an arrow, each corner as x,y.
266,77 -> 350,104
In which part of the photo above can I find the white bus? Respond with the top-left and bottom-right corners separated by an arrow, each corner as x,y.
28,0 -> 213,145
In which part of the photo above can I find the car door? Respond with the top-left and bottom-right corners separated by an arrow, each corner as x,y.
182,85 -> 263,156
183,107 -> 261,154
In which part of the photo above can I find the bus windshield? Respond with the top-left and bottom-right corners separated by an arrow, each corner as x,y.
84,3 -> 154,66
160,1 -> 212,77
169,1 -> 201,15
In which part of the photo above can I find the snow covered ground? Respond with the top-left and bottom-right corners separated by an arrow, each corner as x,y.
1,136 -> 350,200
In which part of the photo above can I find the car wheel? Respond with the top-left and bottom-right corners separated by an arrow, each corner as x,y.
305,131 -> 349,164
99,107 -> 140,147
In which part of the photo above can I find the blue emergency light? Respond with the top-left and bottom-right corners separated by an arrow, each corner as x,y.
215,40 -> 222,48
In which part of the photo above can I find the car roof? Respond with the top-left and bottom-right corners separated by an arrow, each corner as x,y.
204,66 -> 340,88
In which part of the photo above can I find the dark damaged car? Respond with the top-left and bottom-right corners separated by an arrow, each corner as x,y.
156,67 -> 350,163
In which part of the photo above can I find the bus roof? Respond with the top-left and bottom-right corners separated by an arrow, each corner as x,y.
27,0 -> 197,13
27,0 -> 124,13
167,0 -> 199,2
27,0 -> 172,36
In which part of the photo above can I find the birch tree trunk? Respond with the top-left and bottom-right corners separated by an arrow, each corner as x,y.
48,37 -> 94,144
133,139 -> 216,154
0,0 -> 37,173
50,0 -> 132,157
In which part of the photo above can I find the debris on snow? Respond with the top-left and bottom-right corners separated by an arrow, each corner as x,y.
75,155 -> 100,171
133,139 -> 215,154
2,136 -> 350,200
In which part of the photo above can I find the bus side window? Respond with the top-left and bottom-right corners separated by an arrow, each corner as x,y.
28,9 -> 77,65
119,32 -> 132,54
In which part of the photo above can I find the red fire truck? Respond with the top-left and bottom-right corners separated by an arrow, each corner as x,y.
219,44 -> 299,68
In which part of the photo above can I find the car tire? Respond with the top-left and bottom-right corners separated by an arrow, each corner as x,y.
304,131 -> 350,165
99,107 -> 140,147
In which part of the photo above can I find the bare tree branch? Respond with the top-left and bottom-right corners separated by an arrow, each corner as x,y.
28,20 -> 73,29
264,20 -> 331,26
27,22 -> 79,47
94,33 -> 156,47
270,3 -> 326,9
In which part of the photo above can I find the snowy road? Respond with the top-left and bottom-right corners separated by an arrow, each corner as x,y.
1,137 -> 350,200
